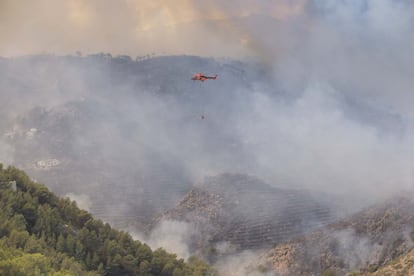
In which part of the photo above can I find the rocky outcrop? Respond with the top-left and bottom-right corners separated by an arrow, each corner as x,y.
258,197 -> 414,275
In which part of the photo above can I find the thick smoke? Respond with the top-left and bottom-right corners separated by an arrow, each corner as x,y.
274,0 -> 414,117
255,0 -> 414,200
129,220 -> 195,260
237,82 -> 414,201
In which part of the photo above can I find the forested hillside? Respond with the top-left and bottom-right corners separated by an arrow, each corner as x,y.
0,164 -> 215,275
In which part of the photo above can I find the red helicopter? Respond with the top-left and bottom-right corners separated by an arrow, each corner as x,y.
191,73 -> 218,82
191,73 -> 218,120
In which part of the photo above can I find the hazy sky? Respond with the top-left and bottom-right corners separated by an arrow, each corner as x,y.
0,0 -> 306,57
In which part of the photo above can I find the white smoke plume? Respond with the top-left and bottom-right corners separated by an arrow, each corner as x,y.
129,220 -> 195,260
65,192 -> 92,211
215,250 -> 275,276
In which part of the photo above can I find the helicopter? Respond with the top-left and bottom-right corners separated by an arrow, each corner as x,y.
191,73 -> 218,82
